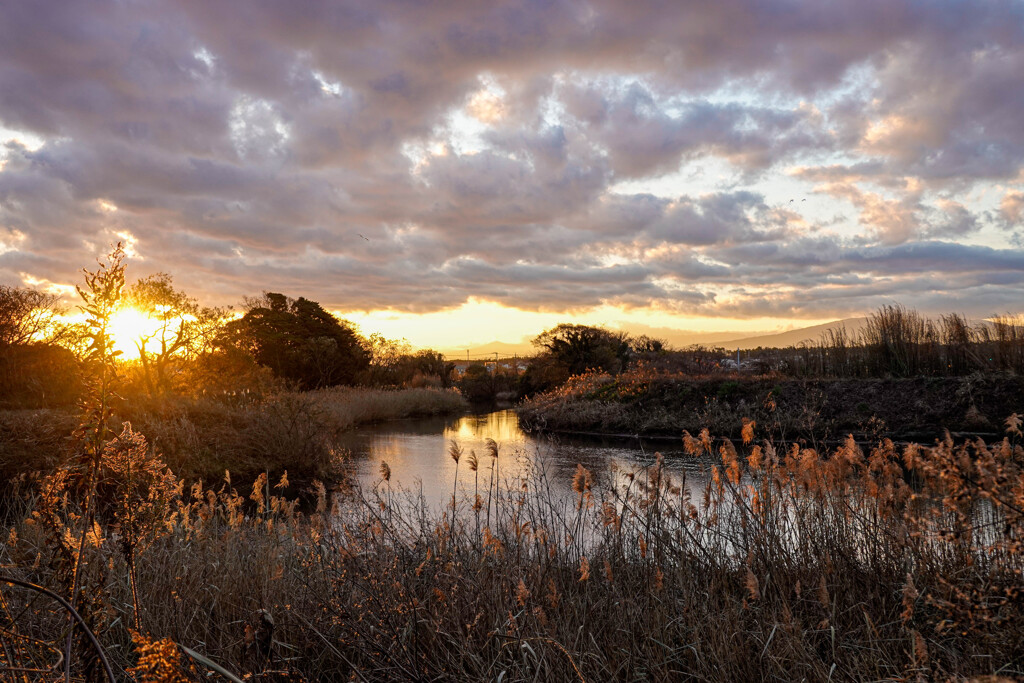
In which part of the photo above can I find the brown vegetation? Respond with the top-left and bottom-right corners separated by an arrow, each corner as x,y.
640,306 -> 1024,380
3,414 -> 1023,680
2,250 -> 1024,681
1,386 -> 467,488
517,370 -> 1024,441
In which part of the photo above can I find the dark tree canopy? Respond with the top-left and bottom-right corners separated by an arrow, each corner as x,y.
0,286 -> 82,407
532,324 -> 631,377
520,323 -> 633,396
219,293 -> 368,389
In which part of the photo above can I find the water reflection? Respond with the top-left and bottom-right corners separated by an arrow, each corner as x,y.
334,410 -> 713,512
443,410 -> 528,446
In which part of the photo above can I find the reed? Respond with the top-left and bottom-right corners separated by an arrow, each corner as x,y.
628,306 -> 1024,380
3,414 -> 1022,681
0,386 -> 467,489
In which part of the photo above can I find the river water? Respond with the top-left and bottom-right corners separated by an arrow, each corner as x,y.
334,409 -> 713,512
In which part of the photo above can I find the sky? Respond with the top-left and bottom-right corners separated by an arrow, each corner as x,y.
1,0 -> 1023,350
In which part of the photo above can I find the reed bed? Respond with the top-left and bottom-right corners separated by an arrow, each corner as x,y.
304,385 -> 468,429
0,387 -> 467,487
3,415 -> 1022,681
642,307 -> 1024,380
517,369 -> 1024,441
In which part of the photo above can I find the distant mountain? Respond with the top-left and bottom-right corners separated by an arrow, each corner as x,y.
613,322 -> 771,348
438,318 -> 872,359
718,318 -> 868,350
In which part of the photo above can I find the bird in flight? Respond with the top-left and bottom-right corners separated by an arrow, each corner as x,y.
358,233 -> 369,241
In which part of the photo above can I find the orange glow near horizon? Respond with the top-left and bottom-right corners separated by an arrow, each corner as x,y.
48,295 -> 838,358
340,298 -> 836,352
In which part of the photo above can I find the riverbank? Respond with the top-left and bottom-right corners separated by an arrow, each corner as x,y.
516,371 -> 1024,441
0,386 -> 467,487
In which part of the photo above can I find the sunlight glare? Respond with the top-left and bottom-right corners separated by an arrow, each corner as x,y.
108,307 -> 165,360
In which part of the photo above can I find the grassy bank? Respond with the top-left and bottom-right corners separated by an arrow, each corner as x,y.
517,370 -> 1024,441
2,418 -> 1022,681
0,386 -> 467,486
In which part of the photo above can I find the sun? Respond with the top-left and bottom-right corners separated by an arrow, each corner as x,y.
108,307 -> 164,360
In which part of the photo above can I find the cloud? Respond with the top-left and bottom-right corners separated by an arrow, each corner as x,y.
559,81 -> 833,178
0,0 -> 1022,324
1001,190 -> 1024,227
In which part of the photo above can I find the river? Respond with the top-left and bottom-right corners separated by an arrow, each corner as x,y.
334,409 -> 713,512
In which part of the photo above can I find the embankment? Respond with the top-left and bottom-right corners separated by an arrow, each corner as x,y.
516,373 -> 1024,441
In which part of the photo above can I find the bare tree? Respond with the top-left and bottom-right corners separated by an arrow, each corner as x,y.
125,273 -> 222,395
0,285 -> 72,346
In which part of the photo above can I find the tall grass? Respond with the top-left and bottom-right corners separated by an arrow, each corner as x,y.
0,386 -> 467,487
644,306 -> 1024,379
786,307 -> 1024,378
3,415 -> 1022,681
306,385 -> 467,429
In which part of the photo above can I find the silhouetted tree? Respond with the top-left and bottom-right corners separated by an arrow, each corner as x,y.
410,350 -> 456,388
0,286 -> 82,407
630,335 -> 665,355
0,285 -> 72,345
363,333 -> 413,385
533,324 -> 631,376
520,324 -> 632,396
458,361 -> 517,403
218,292 -> 367,388
125,273 -> 225,396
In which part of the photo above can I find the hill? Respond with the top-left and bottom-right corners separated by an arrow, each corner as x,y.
718,318 -> 868,350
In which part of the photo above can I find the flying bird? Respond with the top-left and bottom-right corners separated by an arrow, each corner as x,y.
358,233 -> 369,241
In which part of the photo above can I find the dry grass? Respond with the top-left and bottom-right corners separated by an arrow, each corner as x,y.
0,409 -> 77,489
305,385 -> 468,429
0,387 -> 467,489
3,413 -> 1023,681
516,369 -> 1024,442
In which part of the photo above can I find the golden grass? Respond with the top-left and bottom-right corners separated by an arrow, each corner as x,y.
3,413 -> 1023,681
0,386 -> 467,488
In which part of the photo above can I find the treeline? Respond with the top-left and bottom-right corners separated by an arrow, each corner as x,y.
5,255 -> 1023,411
520,307 -> 1024,392
0,259 -> 456,409
0,286 -> 83,407
456,324 -> 669,402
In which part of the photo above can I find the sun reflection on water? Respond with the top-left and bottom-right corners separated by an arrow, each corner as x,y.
442,411 -> 529,445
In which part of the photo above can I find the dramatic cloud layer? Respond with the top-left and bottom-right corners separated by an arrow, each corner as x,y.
2,0 -> 1023,328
